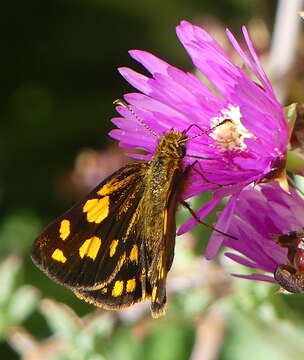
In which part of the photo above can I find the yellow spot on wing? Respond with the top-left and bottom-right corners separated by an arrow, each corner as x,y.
129,244 -> 138,262
152,286 -> 157,301
98,176 -> 133,196
51,249 -> 67,263
79,236 -> 102,260
109,239 -> 119,257
59,219 -> 70,240
157,260 -> 165,279
126,279 -> 136,293
98,181 -> 119,196
163,209 -> 168,235
101,288 -> 107,294
83,197 -> 109,223
112,280 -> 124,297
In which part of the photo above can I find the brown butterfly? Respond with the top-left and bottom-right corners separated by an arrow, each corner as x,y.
31,101 -> 233,318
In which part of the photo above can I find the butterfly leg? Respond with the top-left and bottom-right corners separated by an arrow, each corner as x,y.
188,160 -> 237,188
181,200 -> 237,240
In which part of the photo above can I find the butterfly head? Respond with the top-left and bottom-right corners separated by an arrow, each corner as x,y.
156,130 -> 187,159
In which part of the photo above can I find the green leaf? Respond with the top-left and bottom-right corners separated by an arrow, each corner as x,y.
284,102 -> 297,138
0,256 -> 22,305
39,299 -> 82,341
9,285 -> 39,324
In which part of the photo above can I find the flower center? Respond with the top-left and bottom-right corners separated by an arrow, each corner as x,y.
210,105 -> 254,151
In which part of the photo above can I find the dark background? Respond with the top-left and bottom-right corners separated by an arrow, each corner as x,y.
1,0 -> 274,221
1,1 -> 304,359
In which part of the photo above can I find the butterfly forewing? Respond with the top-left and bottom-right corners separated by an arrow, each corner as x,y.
31,163 -> 147,290
32,130 -> 190,318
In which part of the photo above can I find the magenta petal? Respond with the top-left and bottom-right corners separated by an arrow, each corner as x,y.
128,50 -> 170,75
241,26 -> 273,92
220,183 -> 304,287
111,21 -> 289,272
225,252 -> 260,269
124,93 -> 185,118
226,29 -> 267,91
231,273 -> 276,283
177,196 -> 222,235
118,67 -> 152,95
206,191 -> 240,259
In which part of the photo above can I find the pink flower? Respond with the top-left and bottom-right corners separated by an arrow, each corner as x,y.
110,21 -> 288,255
222,182 -> 304,288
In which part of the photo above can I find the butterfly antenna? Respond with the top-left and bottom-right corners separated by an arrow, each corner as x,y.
181,119 -> 233,143
113,99 -> 159,139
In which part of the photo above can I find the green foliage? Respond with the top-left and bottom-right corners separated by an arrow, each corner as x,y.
0,256 -> 39,339
39,300 -> 114,359
0,211 -> 41,256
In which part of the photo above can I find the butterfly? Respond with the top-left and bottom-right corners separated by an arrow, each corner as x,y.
31,101 -> 233,318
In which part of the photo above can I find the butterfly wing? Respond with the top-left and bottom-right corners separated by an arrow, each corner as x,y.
72,255 -> 151,311
31,163 -> 148,290
32,153 -> 188,317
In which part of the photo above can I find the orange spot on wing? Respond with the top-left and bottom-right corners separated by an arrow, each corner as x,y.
109,240 -> 119,257
79,236 -> 102,260
126,279 -> 136,293
152,286 -> 157,301
59,219 -> 70,240
163,209 -> 168,235
51,249 -> 67,263
129,244 -> 138,263
112,280 -> 124,297
83,197 -> 109,223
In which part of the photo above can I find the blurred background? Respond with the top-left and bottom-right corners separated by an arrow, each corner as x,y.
1,0 -> 304,359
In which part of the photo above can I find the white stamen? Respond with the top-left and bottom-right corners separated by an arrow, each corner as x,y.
210,105 -> 255,151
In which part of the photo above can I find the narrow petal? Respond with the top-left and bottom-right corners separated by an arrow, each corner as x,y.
177,196 -> 222,235
225,252 -> 260,269
231,273 -> 276,283
206,191 -> 240,259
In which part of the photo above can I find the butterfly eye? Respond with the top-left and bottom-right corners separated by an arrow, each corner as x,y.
177,143 -> 186,158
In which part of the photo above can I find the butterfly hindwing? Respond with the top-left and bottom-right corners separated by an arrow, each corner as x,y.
31,163 -> 148,290
72,252 -> 168,318
73,256 -> 146,309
